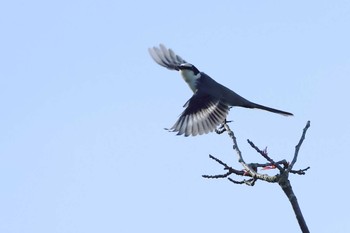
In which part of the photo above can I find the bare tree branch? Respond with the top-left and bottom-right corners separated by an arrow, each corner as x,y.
288,120 -> 311,172
203,121 -> 311,233
247,140 -> 284,171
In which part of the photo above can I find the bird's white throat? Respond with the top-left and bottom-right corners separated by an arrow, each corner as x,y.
180,69 -> 200,93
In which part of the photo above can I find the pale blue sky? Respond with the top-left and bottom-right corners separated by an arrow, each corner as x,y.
1,1 -> 350,232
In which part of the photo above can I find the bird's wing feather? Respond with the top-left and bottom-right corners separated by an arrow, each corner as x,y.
148,44 -> 187,71
170,93 -> 229,136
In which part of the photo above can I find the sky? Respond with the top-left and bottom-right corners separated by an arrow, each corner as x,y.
1,1 -> 350,232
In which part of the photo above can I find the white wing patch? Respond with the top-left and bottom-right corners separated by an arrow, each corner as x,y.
170,97 -> 229,137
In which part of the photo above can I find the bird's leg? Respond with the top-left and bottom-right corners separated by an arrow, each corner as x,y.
215,119 -> 230,134
215,126 -> 226,134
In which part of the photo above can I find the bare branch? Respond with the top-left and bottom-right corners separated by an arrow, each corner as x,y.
290,167 -> 310,175
221,123 -> 259,177
247,139 -> 284,171
279,173 -> 310,233
227,178 -> 247,185
204,121 -> 311,233
288,121 -> 311,172
228,177 -> 257,186
249,160 -> 288,169
202,154 -> 249,179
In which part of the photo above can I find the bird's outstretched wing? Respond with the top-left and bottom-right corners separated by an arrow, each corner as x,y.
169,92 -> 229,136
148,44 -> 187,71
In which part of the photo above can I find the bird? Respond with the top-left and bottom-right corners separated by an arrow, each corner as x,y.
148,44 -> 293,137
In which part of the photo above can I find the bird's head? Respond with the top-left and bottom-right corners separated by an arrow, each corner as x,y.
178,63 -> 200,75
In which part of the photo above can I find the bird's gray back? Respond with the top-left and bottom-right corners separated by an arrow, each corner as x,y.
197,72 -> 253,107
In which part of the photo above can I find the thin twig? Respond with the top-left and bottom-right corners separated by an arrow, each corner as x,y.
288,121 -> 311,172
290,167 -> 310,175
202,154 -> 249,179
222,123 -> 259,177
247,140 -> 284,171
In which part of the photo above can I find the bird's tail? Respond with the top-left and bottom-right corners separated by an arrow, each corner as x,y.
250,103 -> 293,116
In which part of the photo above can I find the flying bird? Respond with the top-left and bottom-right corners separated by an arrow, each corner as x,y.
148,44 -> 293,137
